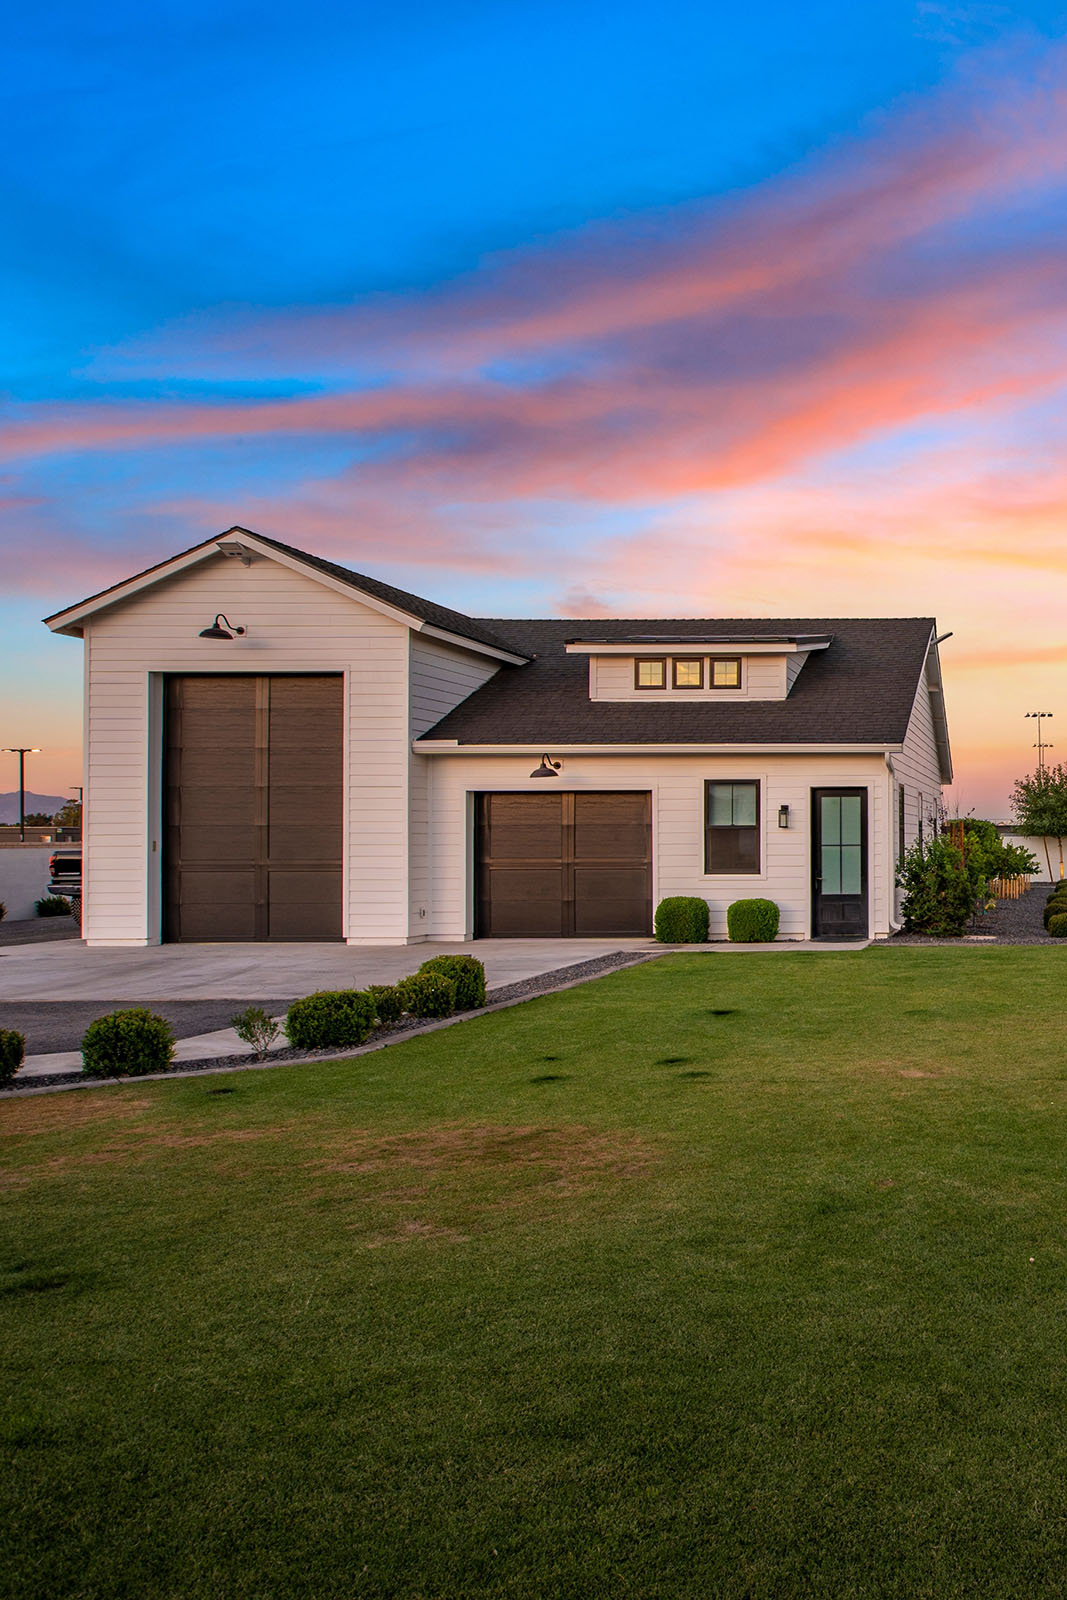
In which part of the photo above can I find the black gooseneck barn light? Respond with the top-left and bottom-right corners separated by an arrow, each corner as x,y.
198,614 -> 246,640
530,754 -> 562,778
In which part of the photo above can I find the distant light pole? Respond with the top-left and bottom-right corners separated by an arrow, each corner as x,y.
1,748 -> 43,843
1025,712 -> 1054,771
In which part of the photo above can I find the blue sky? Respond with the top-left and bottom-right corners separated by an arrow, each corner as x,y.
4,1 -> 1067,808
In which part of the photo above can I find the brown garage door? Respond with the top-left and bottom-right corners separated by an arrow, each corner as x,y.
164,675 -> 343,941
475,792 -> 651,937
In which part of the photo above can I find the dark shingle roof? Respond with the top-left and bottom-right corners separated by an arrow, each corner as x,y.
417,617 -> 936,746
239,531 -> 526,657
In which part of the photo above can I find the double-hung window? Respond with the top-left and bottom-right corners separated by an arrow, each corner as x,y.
705,781 -> 760,874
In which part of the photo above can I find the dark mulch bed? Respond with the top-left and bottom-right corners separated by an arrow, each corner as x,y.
891,884 -> 1061,946
7,950 -> 650,1092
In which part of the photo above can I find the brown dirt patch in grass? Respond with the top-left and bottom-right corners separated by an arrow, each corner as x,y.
321,1123 -> 657,1187
0,1091 -> 157,1137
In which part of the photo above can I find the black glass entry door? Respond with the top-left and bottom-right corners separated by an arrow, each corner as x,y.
811,788 -> 868,939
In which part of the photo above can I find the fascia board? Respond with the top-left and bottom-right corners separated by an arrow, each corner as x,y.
413,740 -> 902,756
564,640 -> 830,656
44,542 -> 221,635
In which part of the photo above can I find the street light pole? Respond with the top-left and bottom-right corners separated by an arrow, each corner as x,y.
1,748 -> 43,843
1025,712 -> 1054,772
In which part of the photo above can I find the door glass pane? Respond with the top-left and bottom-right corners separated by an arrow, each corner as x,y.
732,784 -> 757,826
841,795 -> 862,845
841,845 -> 862,895
821,796 -> 841,844
822,846 -> 841,894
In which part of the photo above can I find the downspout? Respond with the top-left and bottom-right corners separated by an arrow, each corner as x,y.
884,752 -> 903,933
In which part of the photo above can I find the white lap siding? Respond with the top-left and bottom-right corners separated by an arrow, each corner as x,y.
82,552 -> 412,946
407,636 -> 499,941
424,751 -> 893,941
891,658 -> 947,913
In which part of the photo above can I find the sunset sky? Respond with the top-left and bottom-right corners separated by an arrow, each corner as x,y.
3,1 -> 1066,813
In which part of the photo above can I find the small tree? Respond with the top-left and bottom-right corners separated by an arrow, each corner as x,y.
898,835 -> 974,936
54,799 -> 82,829
1011,763 -> 1067,883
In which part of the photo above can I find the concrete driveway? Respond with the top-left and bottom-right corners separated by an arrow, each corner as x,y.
0,937 -> 655,1002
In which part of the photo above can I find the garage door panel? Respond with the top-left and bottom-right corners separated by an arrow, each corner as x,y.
574,867 -> 651,935
476,793 -> 650,937
486,793 -> 564,861
165,675 -> 342,942
573,798 -> 650,861
483,867 -> 566,936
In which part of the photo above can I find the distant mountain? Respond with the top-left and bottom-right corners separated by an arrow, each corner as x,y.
0,792 -> 69,823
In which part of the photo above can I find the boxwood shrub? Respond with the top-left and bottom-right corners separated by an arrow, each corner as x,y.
726,898 -> 780,943
284,990 -> 376,1051
81,1008 -> 175,1078
35,895 -> 72,917
654,896 -> 710,943
417,955 -> 486,1010
1047,913 -> 1067,939
397,972 -> 457,1019
366,984 -> 404,1028
0,1029 -> 25,1087
1043,896 -> 1067,928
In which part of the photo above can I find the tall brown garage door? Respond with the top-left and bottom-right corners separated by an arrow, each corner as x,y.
475,792 -> 651,937
164,675 -> 343,941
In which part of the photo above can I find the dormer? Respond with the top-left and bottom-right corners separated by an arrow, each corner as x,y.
564,634 -> 833,702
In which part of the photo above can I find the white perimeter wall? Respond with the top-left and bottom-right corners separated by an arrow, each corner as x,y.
0,845 -> 54,921
424,750 -> 896,941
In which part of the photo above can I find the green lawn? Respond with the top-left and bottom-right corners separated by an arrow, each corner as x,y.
3,948 -> 1067,1599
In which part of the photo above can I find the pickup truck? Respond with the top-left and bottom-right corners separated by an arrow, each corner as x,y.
47,848 -> 82,922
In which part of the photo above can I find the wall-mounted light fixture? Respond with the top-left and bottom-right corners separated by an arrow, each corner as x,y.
198,614 -> 246,640
778,804 -> 790,829
530,754 -> 562,778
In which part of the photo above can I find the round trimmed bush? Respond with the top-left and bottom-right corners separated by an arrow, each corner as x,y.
284,990 -> 375,1051
1047,913 -> 1067,938
726,898 -> 780,943
417,955 -> 486,1010
1043,896 -> 1067,928
397,972 -> 457,1019
366,984 -> 404,1028
35,895 -> 72,917
81,1008 -> 175,1078
654,897 -> 710,943
0,1029 -> 25,1087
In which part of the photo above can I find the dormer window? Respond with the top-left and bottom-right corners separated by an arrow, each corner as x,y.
672,657 -> 704,690
634,657 -> 667,690
711,657 -> 741,689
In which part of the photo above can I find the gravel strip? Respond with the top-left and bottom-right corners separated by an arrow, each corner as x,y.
890,884 -> 1062,946
0,917 -> 80,948
4,949 -> 652,1093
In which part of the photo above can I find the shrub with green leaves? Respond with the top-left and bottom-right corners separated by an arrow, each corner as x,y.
366,984 -> 404,1028
898,836 -> 973,936
1047,913 -> 1067,939
81,1008 -> 175,1079
284,990 -> 375,1051
230,1006 -> 281,1060
417,955 -> 486,1010
0,1029 -> 25,1087
397,972 -> 457,1019
1043,897 -> 1067,929
654,897 -> 710,943
35,895 -> 72,917
726,898 -> 780,943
